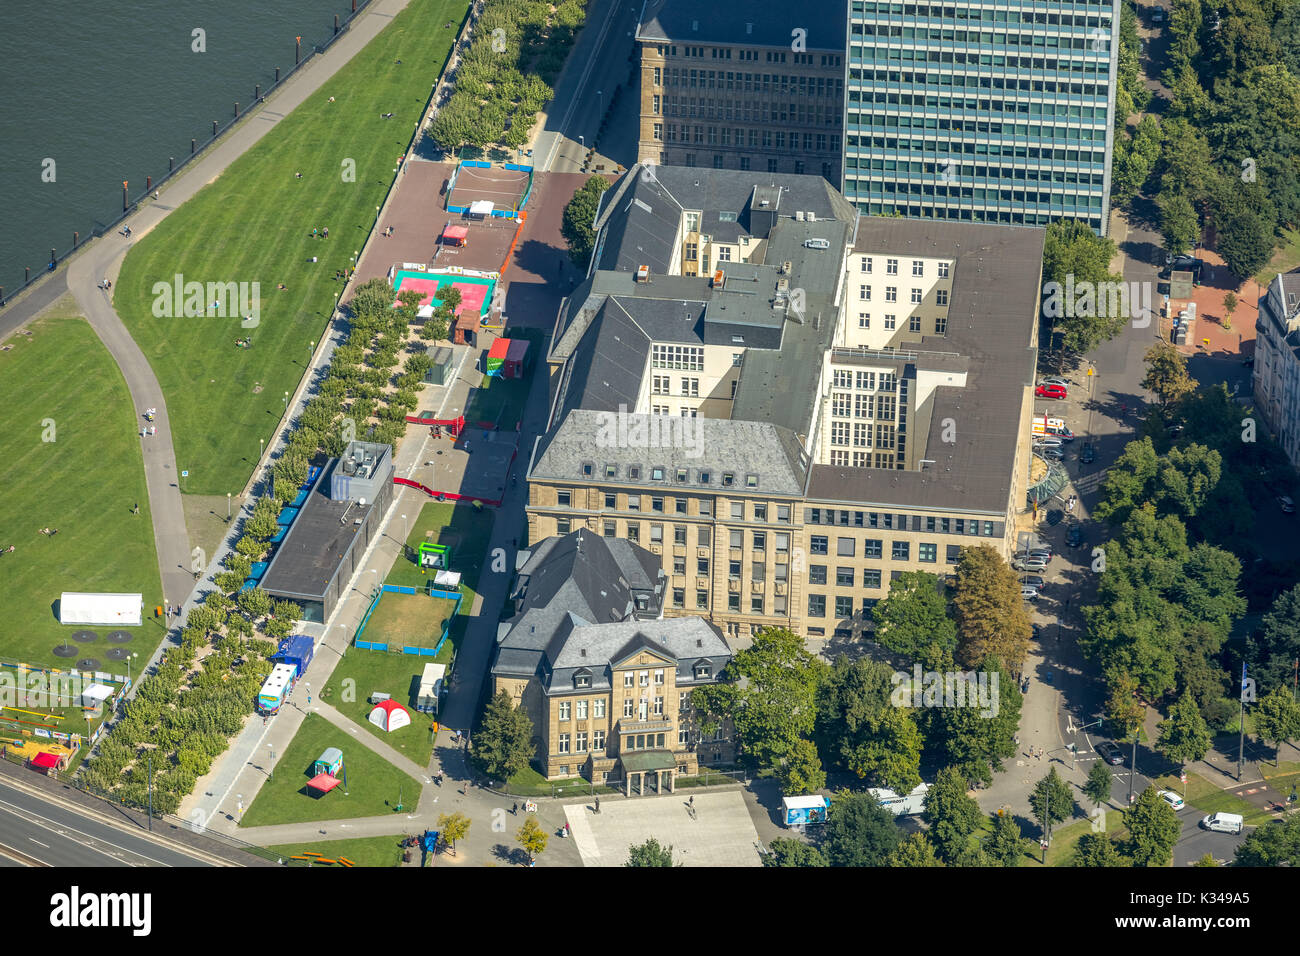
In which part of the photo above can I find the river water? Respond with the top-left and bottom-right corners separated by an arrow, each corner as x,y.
0,0 -> 353,296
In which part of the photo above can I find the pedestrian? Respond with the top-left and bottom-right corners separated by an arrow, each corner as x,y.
688,795 -> 694,808
512,802 -> 518,815
322,227 -> 329,239
594,796 -> 600,814
150,425 -> 156,436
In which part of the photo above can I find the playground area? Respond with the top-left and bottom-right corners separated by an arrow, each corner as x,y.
392,269 -> 496,322
355,587 -> 460,655
446,161 -> 532,217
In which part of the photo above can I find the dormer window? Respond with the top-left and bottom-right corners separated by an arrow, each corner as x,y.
651,466 -> 665,481
605,464 -> 618,479
746,474 -> 758,488
695,664 -> 711,679
722,472 -> 734,486
699,471 -> 711,484
581,462 -> 594,477
628,465 -> 641,480
575,675 -> 591,688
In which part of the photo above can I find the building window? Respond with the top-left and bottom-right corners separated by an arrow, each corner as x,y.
810,535 -> 828,555
885,287 -> 897,303
909,315 -> 922,332
919,543 -> 938,563
556,518 -> 571,534
576,700 -> 588,719
594,699 -> 605,718
912,260 -> 924,277
863,568 -> 882,588
938,262 -> 950,278
836,566 -> 854,587
559,701 -> 571,721
640,670 -> 650,686
835,595 -> 854,617
837,537 -> 855,557
576,731 -> 588,752
808,594 -> 826,617
624,698 -> 634,717
696,589 -> 709,608
594,730 -> 606,750
558,733 -> 570,754
886,258 -> 898,275
864,538 -> 883,559
809,564 -> 827,585
936,288 -> 949,306
624,673 -> 634,688
892,541 -> 910,560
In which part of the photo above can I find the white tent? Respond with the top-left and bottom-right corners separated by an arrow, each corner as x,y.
468,199 -> 494,218
80,683 -> 115,708
59,593 -> 142,627
433,569 -> 461,589
367,699 -> 411,733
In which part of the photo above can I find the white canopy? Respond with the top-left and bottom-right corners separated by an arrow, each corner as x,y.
80,683 -> 114,707
434,569 -> 461,589
468,200 -> 494,216
59,593 -> 142,627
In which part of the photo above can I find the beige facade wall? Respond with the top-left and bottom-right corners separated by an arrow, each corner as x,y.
526,482 -> 1020,644
637,40 -> 844,181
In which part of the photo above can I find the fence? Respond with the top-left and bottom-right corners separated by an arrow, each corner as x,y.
0,1 -> 379,310
353,583 -> 462,656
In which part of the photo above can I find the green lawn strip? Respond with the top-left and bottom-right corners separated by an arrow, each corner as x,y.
1256,227 -> 1300,286
265,834 -> 409,867
0,312 -> 163,668
1009,801 -> 1127,867
503,764 -> 606,796
388,501 -> 497,591
240,712 -> 422,827
320,649 -> 440,765
114,0 -> 470,495
1156,771 -> 1271,825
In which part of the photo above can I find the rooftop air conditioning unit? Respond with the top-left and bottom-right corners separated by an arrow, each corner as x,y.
636,264 -> 650,282
795,211 -> 805,221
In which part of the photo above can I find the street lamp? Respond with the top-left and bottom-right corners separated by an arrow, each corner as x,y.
309,339 -> 315,364
597,89 -> 603,117
226,492 -> 231,521
283,390 -> 289,410
259,437 -> 264,461
268,744 -> 275,781
579,134 -> 584,149
402,513 -> 408,542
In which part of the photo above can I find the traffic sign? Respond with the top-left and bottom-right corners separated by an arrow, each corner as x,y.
181,470 -> 189,478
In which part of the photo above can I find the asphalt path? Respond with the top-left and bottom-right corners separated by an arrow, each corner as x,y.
0,778 -> 213,867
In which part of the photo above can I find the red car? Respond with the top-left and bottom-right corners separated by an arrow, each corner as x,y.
1035,383 -> 1068,399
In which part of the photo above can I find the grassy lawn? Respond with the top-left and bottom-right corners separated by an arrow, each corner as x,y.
464,373 -> 531,429
362,590 -> 458,648
265,834 -> 410,867
319,649 -> 441,765
1152,771 -> 1275,826
1256,226 -> 1300,285
239,712 -> 422,827
0,307 -> 164,668
388,501 -> 496,591
113,0 -> 470,495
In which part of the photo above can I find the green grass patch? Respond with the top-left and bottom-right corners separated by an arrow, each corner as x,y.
1256,227 -> 1300,286
264,834 -> 410,867
114,0 -> 469,495
1157,771 -> 1270,825
388,501 -> 496,591
362,590 -> 458,648
0,310 -> 164,667
464,373 -> 531,429
320,648 -> 440,765
503,764 -> 599,796
240,712 -> 422,827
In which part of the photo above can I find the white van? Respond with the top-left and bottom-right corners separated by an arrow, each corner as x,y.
1200,812 -> 1243,834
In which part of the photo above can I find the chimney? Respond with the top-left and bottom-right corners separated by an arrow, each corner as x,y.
636,264 -> 650,282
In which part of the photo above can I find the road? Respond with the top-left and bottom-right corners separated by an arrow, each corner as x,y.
0,776 -> 217,867
531,0 -> 642,173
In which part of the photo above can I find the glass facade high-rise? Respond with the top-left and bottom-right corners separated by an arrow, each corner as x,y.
842,0 -> 1120,235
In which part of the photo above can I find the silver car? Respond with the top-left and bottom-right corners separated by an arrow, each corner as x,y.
1012,556 -> 1049,572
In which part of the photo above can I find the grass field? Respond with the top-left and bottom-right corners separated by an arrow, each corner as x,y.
0,307 -> 164,668
1256,227 -> 1300,285
387,501 -> 496,591
320,649 -> 440,764
362,590 -> 458,647
264,834 -> 410,867
239,712 -> 422,827
114,0 -> 469,495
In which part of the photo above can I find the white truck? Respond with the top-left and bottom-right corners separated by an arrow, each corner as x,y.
868,783 -> 930,816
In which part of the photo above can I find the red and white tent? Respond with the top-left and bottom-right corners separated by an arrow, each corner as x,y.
307,773 -> 341,795
368,699 -> 411,733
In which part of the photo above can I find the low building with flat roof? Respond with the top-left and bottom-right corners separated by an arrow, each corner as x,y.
260,441 -> 394,624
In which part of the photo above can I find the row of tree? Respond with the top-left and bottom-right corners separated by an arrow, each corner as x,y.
427,0 -> 585,153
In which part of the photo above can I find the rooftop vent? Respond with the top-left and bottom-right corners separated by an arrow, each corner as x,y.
580,648 -> 587,657
697,638 -> 703,647
712,269 -> 724,288
636,264 -> 650,282
795,211 -> 805,221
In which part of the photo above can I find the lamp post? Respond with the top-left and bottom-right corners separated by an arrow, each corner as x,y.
227,492 -> 232,521
259,437 -> 264,461
402,513 -> 408,544
283,390 -> 289,410
597,89 -> 603,118
309,339 -> 315,365
268,744 -> 275,781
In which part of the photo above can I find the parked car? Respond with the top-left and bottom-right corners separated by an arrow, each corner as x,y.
1079,442 -> 1095,464
1039,446 -> 1065,461
1016,545 -> 1053,558
1019,574 -> 1045,589
1013,556 -> 1049,572
1031,623 -> 1043,640
1034,437 -> 1065,449
1095,741 -> 1125,765
1279,495 -> 1296,514
1038,377 -> 1069,389
1158,790 -> 1186,811
1036,383 -> 1068,400
1152,6 -> 1166,22
1200,812 -> 1243,834
1021,587 -> 1040,602
1066,525 -> 1083,548
1163,254 -> 1203,279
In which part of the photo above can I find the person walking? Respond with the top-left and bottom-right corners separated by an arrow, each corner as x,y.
512,802 -> 518,815
594,796 -> 600,814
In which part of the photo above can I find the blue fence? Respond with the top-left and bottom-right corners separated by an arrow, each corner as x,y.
353,584 -> 462,656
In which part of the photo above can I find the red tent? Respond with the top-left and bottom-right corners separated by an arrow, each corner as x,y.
30,752 -> 61,770
441,225 -> 469,246
307,773 -> 341,794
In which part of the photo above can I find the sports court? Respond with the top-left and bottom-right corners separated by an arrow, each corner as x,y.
562,789 -> 763,867
446,162 -> 532,216
358,589 -> 459,650
392,270 -> 495,320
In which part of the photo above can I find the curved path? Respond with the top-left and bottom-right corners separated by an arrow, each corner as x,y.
51,0 -> 416,617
